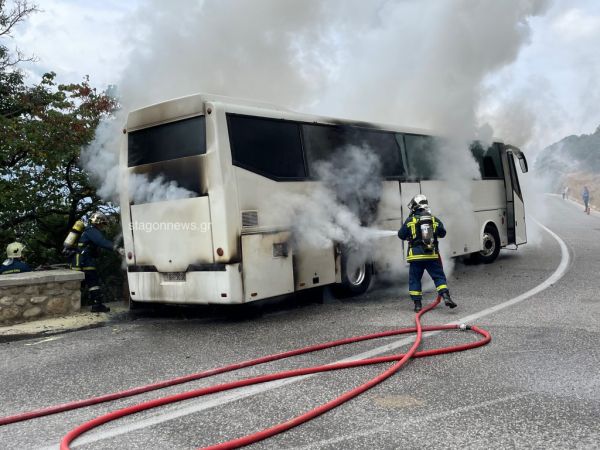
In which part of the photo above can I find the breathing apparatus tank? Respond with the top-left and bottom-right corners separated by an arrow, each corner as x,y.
62,220 -> 85,257
418,215 -> 435,251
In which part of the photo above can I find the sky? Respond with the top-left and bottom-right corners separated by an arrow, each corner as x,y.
6,0 -> 600,155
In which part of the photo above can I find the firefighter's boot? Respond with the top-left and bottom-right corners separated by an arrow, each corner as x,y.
442,292 -> 457,309
414,299 -> 422,313
89,290 -> 110,313
91,303 -> 110,313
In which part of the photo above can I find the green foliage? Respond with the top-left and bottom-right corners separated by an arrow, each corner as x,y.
0,70 -> 118,266
0,2 -> 123,301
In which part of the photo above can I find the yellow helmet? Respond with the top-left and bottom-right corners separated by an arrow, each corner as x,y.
7,242 -> 25,258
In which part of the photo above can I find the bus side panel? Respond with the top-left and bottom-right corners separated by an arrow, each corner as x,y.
471,180 -> 508,247
420,180 -> 480,257
234,167 -> 338,295
373,181 -> 405,272
119,139 -> 136,268
241,232 -> 294,301
208,103 -> 242,263
293,243 -> 336,291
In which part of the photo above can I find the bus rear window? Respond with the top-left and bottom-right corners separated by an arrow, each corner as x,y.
128,116 -> 206,167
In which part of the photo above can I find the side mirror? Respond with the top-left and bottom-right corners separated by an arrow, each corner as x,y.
505,145 -> 528,174
517,153 -> 528,173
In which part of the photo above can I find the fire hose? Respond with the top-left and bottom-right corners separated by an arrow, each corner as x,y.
0,296 -> 490,449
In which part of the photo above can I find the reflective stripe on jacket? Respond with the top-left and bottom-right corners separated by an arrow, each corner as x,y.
398,211 -> 446,262
70,226 -> 113,271
0,259 -> 32,275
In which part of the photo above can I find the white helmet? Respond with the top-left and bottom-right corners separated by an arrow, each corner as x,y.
7,242 -> 25,258
408,194 -> 429,212
90,212 -> 108,226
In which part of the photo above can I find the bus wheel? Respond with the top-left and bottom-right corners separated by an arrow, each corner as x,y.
474,225 -> 501,264
334,250 -> 372,298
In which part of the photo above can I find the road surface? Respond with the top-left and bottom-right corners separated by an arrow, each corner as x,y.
1,195 -> 599,449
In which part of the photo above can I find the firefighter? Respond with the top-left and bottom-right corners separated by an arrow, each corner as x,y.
0,242 -> 32,275
71,212 -> 121,313
398,195 -> 457,312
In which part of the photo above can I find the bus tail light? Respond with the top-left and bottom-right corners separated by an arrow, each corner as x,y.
216,248 -> 224,257
127,251 -> 133,260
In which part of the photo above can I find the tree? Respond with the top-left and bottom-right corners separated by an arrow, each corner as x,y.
0,0 -> 38,70
0,1 -> 119,285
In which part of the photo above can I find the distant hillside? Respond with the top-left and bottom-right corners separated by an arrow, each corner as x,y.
535,125 -> 600,179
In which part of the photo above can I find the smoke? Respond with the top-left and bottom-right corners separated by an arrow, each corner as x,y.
80,0 -> 553,266
128,173 -> 194,204
275,146 -> 393,250
81,111 -> 197,205
313,146 -> 383,226
80,116 -> 123,203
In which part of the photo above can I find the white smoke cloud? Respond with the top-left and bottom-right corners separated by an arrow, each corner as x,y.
80,0 -> 553,270
276,146 -> 394,251
128,173 -> 194,205
80,116 -> 123,203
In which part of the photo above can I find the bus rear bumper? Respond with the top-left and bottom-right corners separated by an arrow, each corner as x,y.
127,263 -> 244,305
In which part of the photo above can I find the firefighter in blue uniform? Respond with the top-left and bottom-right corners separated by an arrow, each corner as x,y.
0,242 -> 32,275
71,212 -> 118,313
398,195 -> 457,312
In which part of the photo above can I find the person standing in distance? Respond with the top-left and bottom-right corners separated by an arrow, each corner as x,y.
0,242 -> 32,275
582,186 -> 590,215
71,212 -> 123,313
398,195 -> 457,312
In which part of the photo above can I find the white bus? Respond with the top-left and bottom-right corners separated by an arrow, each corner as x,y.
120,94 -> 528,307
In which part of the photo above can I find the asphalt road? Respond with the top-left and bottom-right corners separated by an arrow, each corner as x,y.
1,194 -> 599,450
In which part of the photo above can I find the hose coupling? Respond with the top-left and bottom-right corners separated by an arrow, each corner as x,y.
459,323 -> 471,331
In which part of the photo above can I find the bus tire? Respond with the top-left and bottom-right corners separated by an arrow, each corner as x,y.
333,251 -> 373,298
473,224 -> 501,264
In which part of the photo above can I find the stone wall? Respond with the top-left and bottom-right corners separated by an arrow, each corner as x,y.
0,270 -> 85,325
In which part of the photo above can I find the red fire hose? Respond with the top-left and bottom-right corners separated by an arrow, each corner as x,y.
0,296 -> 490,449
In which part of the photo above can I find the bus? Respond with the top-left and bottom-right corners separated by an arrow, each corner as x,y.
120,93 -> 528,306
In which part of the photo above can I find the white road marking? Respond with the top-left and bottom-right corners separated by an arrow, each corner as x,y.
288,392 -> 534,450
24,336 -> 62,346
39,219 -> 570,449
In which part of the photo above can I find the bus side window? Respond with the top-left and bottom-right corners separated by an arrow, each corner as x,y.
470,142 -> 485,178
302,124 -> 404,178
484,144 -> 504,179
227,114 -> 307,180
302,124 -> 347,169
404,134 -> 437,180
355,128 -> 405,178
470,142 -> 503,179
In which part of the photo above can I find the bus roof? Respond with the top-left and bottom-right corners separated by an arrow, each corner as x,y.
126,92 -> 506,143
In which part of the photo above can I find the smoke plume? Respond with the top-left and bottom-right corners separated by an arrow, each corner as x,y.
276,146 -> 392,250
81,0 -> 552,265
